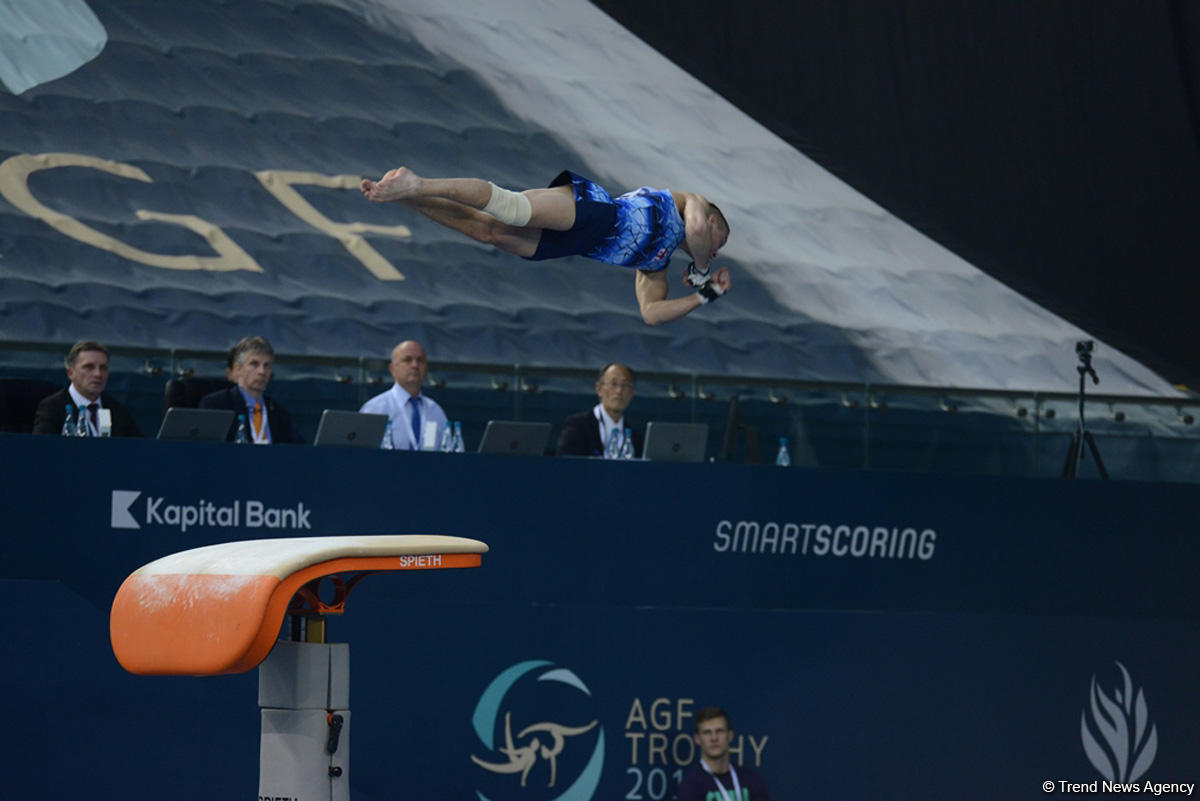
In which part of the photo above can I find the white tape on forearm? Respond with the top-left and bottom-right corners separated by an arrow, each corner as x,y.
483,182 -> 533,226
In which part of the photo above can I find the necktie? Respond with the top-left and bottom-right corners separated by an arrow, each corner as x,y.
88,402 -> 99,434
409,396 -> 421,450
252,400 -> 264,442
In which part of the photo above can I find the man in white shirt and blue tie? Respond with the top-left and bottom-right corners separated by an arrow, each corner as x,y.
360,340 -> 448,450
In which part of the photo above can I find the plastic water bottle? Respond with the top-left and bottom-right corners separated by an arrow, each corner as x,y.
605,427 -> 620,460
452,421 -> 465,453
235,413 -> 250,444
61,404 -> 76,436
775,436 -> 791,467
75,406 -> 90,437
439,422 -> 454,452
620,427 -> 635,460
381,418 -> 394,450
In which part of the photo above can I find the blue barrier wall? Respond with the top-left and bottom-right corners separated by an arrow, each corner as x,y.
1,433 -> 1197,799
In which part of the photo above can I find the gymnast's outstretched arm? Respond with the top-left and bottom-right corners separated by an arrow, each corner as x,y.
635,267 -> 731,326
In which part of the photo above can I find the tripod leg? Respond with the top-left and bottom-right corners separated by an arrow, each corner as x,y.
1083,431 -> 1109,479
1062,432 -> 1081,478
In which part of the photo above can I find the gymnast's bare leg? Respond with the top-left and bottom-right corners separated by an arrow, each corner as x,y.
361,166 -> 577,232
390,194 -> 542,257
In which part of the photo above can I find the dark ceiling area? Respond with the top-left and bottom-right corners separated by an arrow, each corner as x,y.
593,0 -> 1200,390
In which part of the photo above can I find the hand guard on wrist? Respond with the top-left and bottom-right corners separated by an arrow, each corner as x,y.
697,282 -> 725,304
684,260 -> 712,288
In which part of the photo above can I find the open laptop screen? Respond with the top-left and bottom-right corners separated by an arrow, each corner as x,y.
477,420 -> 550,456
642,421 -> 709,463
157,408 -> 235,442
312,410 -> 389,449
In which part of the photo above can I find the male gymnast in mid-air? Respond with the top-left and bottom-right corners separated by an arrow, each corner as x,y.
360,167 -> 731,325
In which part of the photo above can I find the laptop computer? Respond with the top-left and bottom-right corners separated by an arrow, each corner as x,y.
642,421 -> 709,463
477,420 -> 551,456
156,407 -> 235,442
312,410 -> 390,449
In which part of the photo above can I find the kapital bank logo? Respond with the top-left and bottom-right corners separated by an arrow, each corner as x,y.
471,660 -> 604,801
1081,661 -> 1157,783
110,489 -> 312,532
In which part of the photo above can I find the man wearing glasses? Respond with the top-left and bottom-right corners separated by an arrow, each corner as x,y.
555,363 -> 642,458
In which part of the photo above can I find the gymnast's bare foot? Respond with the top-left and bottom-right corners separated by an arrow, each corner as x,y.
361,167 -> 423,202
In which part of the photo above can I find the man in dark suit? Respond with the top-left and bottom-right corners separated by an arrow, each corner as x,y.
198,336 -> 302,444
555,362 -> 642,457
32,340 -> 143,436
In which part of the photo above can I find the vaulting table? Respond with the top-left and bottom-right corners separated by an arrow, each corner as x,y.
110,535 -> 489,801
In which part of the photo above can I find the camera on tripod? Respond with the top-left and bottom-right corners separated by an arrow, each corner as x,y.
1063,339 -> 1107,479
1074,339 -> 1099,384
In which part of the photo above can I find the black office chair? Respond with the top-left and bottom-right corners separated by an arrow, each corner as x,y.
0,378 -> 59,432
163,376 -> 234,411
